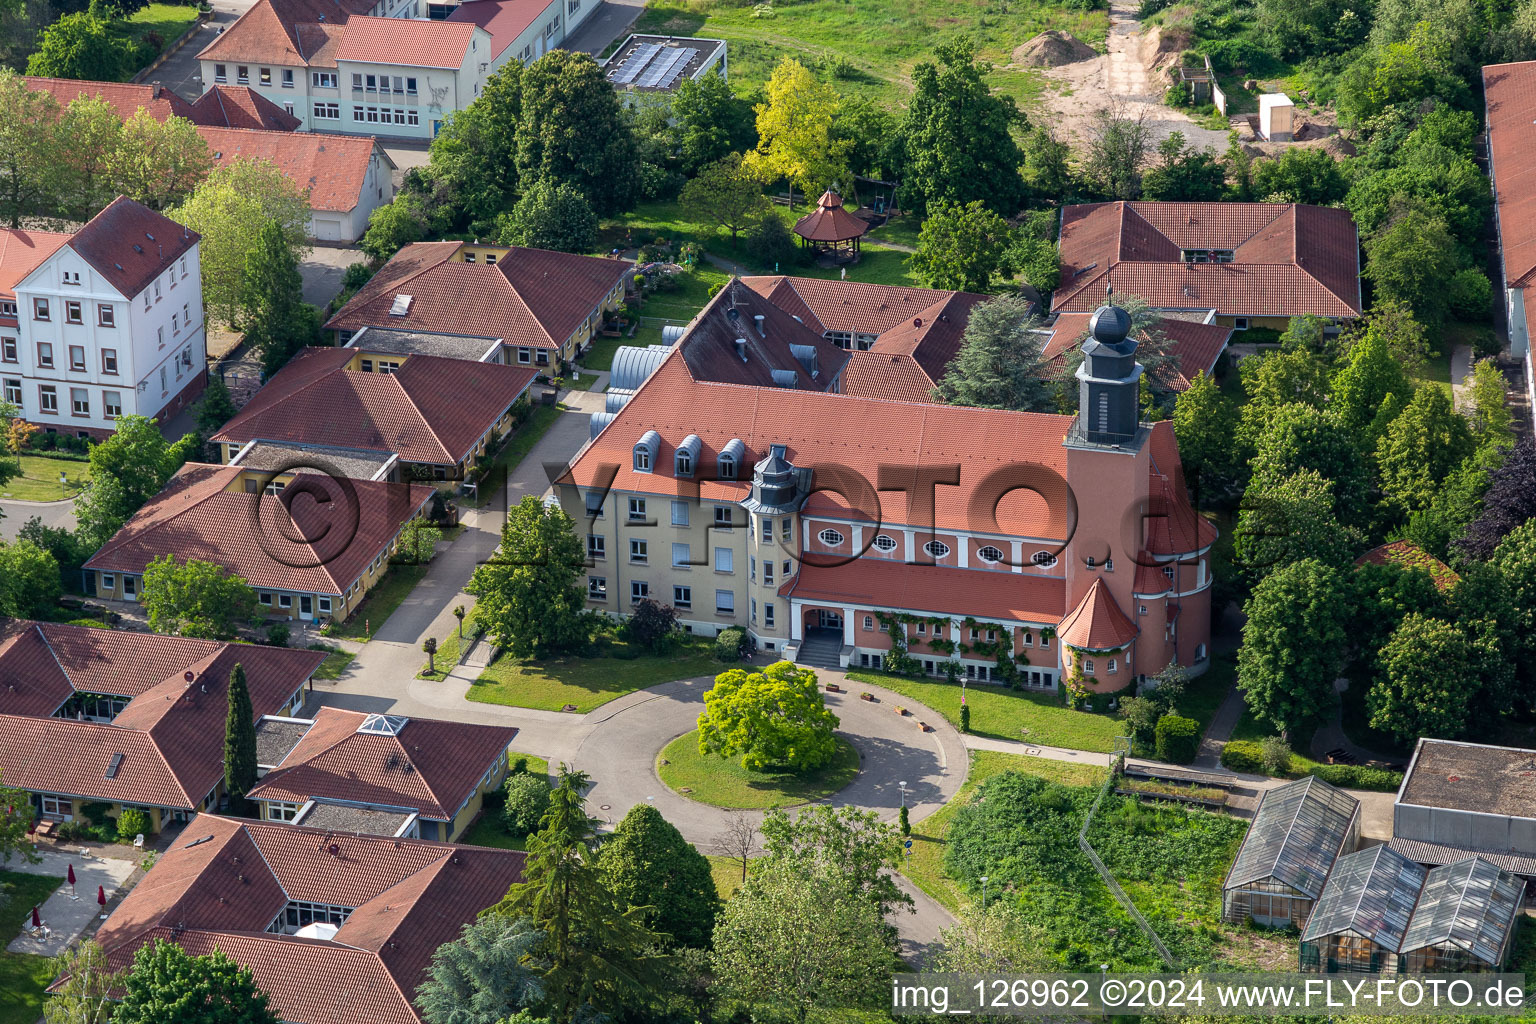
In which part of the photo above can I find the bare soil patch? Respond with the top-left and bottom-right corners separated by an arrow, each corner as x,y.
1014,30 -> 1098,67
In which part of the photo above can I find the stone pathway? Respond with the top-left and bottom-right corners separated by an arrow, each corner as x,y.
5,847 -> 137,957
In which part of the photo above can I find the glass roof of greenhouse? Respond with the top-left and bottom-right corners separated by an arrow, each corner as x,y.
1401,857 -> 1527,965
1224,776 -> 1359,899
1300,845 -> 1427,950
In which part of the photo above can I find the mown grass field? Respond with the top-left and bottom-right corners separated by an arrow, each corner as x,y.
467,640 -> 723,712
0,871 -> 64,1024
0,455 -> 91,502
658,729 -> 861,808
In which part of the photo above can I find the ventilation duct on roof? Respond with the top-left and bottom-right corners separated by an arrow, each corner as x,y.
604,388 -> 635,414
589,411 -> 618,439
661,324 -> 686,345
734,339 -> 748,362
770,369 -> 798,388
789,344 -> 819,378
753,314 -> 765,337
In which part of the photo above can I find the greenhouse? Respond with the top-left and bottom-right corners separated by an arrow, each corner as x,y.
1222,776 -> 1361,929
1299,846 -> 1427,972
1398,857 -> 1527,973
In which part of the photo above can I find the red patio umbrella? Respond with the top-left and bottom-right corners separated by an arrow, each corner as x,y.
30,905 -> 40,928
67,864 -> 75,886
96,885 -> 105,907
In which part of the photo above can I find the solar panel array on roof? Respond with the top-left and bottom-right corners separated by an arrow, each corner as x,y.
1401,857 -> 1526,965
610,42 -> 661,84
637,46 -> 696,89
659,48 -> 700,89
1301,846 -> 1426,951
1225,776 -> 1359,899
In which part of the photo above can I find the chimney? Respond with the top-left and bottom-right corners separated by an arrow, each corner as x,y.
753,314 -> 765,337
734,338 -> 748,362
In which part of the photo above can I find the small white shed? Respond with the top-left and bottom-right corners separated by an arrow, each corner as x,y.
1259,93 -> 1295,142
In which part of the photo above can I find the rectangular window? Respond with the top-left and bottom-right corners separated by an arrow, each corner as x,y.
0,301 -> 14,317
631,580 -> 648,603
764,603 -> 775,628
36,342 -> 52,368
365,74 -> 377,90
1083,658 -> 1094,674
406,77 -> 417,93
282,69 -> 294,87
352,73 -> 363,89
714,505 -> 732,528
65,301 -> 82,324
587,576 -> 606,599
407,110 -> 419,126
314,72 -> 337,88
260,67 -> 272,85
916,623 -> 927,635
749,556 -> 756,581
3,378 -> 20,405
98,304 -> 115,328
759,517 -> 771,543
715,589 -> 734,614
39,385 -> 57,413
630,539 -> 648,563
763,561 -> 774,585
68,345 -> 85,370
485,253 -> 497,265
628,497 -> 647,521
103,391 -> 121,418
782,517 -> 792,541
671,542 -> 690,567
671,500 -> 689,526
318,597 -> 332,613
864,615 -> 874,630
587,535 -> 604,558
751,598 -> 757,623
1107,658 -> 1118,674
315,102 -> 340,119
237,65 -> 249,83
783,560 -> 791,579
70,388 -> 87,415
463,252 -> 476,264
33,298 -> 48,321
1,338 -> 14,361
352,106 -> 364,122
516,347 -> 531,364
277,594 -> 292,609
1233,316 -> 1250,331
153,281 -> 160,302
215,64 -> 227,82
714,547 -> 732,573
673,585 -> 691,608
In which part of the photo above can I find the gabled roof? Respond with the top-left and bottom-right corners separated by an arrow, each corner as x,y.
1400,857 -> 1526,964
20,76 -> 196,121
196,0 -> 374,66
1301,845 -> 1427,951
1056,578 -> 1138,650
839,350 -> 939,403
325,242 -> 632,349
82,463 -> 435,595
678,280 -> 849,389
196,127 -> 389,213
1053,202 -> 1361,318
88,815 -> 526,1024
1484,62 -> 1536,288
333,15 -> 479,69
211,346 -> 536,465
247,707 -> 516,821
444,0 -> 549,59
187,86 -> 303,131
1044,312 -> 1231,392
1225,776 -> 1359,900
65,196 -> 200,298
0,622 -> 323,809
0,229 -> 71,304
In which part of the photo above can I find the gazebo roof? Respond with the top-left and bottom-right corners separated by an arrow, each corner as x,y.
794,190 -> 870,243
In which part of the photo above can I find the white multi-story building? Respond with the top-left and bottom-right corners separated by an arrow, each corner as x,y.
0,197 -> 206,438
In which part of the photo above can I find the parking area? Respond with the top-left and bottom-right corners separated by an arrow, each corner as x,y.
301,245 -> 364,308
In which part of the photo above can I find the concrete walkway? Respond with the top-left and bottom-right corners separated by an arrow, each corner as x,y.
5,847 -> 137,957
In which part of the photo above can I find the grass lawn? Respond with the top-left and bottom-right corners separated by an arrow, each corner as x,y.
123,3 -> 201,62
327,563 -> 429,640
417,627 -> 465,680
846,669 -> 1124,752
467,639 -> 723,713
0,871 -> 64,1024
866,215 -> 922,249
473,403 -> 566,508
900,750 -> 1105,913
707,854 -> 752,901
1416,345 -> 1454,398
0,455 -> 91,502
309,645 -> 356,681
658,730 -> 860,809
456,756 -> 549,850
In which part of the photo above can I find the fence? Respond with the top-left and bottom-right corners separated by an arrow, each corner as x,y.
1208,57 -> 1227,115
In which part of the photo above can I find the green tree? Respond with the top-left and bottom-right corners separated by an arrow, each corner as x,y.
901,39 -> 1026,216
466,495 -> 591,658
114,939 -> 280,1024
414,915 -> 543,1024
26,13 -> 130,82
516,50 -> 637,216
680,153 -> 769,241
1248,146 -> 1350,203
711,862 -> 894,1024
671,71 -> 755,176
501,772 -> 551,837
931,294 -> 1049,410
1236,346 -> 1332,449
1084,107 -> 1151,200
223,661 -> 257,814
43,940 -> 119,1024
1458,437 -> 1536,559
1401,443 -> 1502,558
109,109 -> 212,211
422,63 -> 524,227
1140,132 -> 1226,201
1348,559 -> 1449,660
934,902 -> 1054,973
1238,558 -> 1349,737
1488,520 -> 1536,700
1257,0 -> 1369,54
759,804 -> 912,918
1466,357 -> 1514,450
1009,235 -> 1060,293
1330,317 -> 1416,437
832,96 -> 901,181
599,803 -> 720,950
1368,614 -> 1484,744
56,95 -> 124,220
1248,403 -> 1370,525
1362,201 -> 1460,326
1235,470 -> 1365,577
489,766 -> 666,1022
363,200 -> 427,261
743,57 -> 850,208
142,555 -> 259,639
0,69 -> 66,226
1375,385 -> 1475,518
1337,21 -> 1468,125
197,377 -> 238,437
74,415 -> 196,547
1021,124 -> 1075,203
1173,370 -> 1244,503
241,220 -> 319,375
173,159 -> 308,326
495,179 -> 597,254
0,769 -> 35,862
1346,145 -> 1489,247
0,539 -> 62,618
910,199 -> 1015,292
697,662 -> 840,772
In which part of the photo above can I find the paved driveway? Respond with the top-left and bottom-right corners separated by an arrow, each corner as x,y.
153,0 -> 260,101
0,497 -> 76,540
564,0 -> 646,55
301,245 -> 364,308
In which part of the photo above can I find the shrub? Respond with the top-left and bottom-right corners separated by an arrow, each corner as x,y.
624,599 -> 680,653
1448,268 -> 1493,321
1154,714 -> 1200,763
743,212 -> 799,269
502,772 -> 551,837
715,626 -> 749,662
1220,739 -> 1265,772
1308,763 -> 1403,792
342,262 -> 376,289
1260,736 -> 1293,775
266,623 -> 290,647
960,703 -> 971,733
79,802 -> 112,826
117,807 -> 151,842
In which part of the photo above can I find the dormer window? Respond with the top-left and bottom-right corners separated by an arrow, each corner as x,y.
635,447 -> 650,471
1180,248 -> 1235,264
676,451 -> 691,475
634,429 -> 660,473
717,437 -> 745,480
675,434 -> 700,478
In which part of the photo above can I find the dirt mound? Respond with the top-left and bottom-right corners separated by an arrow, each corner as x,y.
1014,31 -> 1097,67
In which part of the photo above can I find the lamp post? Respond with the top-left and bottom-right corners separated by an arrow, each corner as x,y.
980,875 -> 989,911
898,781 -> 907,808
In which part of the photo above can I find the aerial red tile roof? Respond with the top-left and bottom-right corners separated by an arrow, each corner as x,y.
197,0 -> 374,66
68,196 -> 200,298
782,556 -> 1067,624
20,76 -> 196,121
1355,540 -> 1461,592
325,242 -> 632,350
839,350 -> 939,403
1044,313 -> 1231,391
740,275 -> 985,337
88,814 -> 526,1024
197,127 -> 388,213
333,15 -> 479,68
445,0 -> 548,59
1145,420 -> 1218,556
677,279 -> 850,389
247,707 -> 516,821
211,346 -> 536,464
1053,202 -> 1361,318
187,86 -> 303,131
1056,577 -> 1139,650
0,622 -> 323,809
0,228 -> 71,304
83,463 -> 435,596
793,190 -> 870,243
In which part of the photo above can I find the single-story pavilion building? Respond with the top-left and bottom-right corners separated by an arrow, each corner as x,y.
1222,776 -> 1361,929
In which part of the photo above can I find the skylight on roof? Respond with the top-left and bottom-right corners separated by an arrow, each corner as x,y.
358,713 -> 409,736
389,294 -> 413,316
104,752 -> 124,779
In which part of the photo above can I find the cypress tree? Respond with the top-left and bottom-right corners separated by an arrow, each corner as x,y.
223,663 -> 257,815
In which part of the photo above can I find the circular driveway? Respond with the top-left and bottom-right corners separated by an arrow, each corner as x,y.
573,673 -> 969,846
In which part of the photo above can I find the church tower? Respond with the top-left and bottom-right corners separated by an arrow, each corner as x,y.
1075,291 -> 1144,446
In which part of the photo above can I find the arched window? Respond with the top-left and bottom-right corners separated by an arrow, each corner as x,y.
872,534 -> 897,552
634,447 -> 650,471
977,545 -> 1004,563
924,540 -> 950,559
1031,551 -> 1058,569
675,451 -> 692,476
818,528 -> 844,546
718,453 -> 735,479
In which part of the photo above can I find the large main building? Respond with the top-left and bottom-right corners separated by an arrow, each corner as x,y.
559,282 -> 1215,694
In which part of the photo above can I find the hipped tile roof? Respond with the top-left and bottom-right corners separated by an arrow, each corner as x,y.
247,706 -> 516,820
1044,313 -> 1231,391
83,463 -> 435,595
197,0 -> 375,66
333,15 -> 478,68
1056,577 -> 1138,650
678,280 -> 849,389
67,196 -> 200,298
198,127 -> 387,213
188,86 -> 304,131
212,346 -> 535,464
20,76 -> 196,121
325,242 -> 632,350
1053,202 -> 1361,318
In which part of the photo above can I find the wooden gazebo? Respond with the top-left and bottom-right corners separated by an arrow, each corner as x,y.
793,189 -> 869,261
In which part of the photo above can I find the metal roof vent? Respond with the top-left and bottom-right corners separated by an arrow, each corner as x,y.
734,338 -> 748,362
388,294 -> 413,316
753,314 -> 765,336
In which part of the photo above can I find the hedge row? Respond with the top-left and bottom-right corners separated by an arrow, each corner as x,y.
1220,740 -> 1403,792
